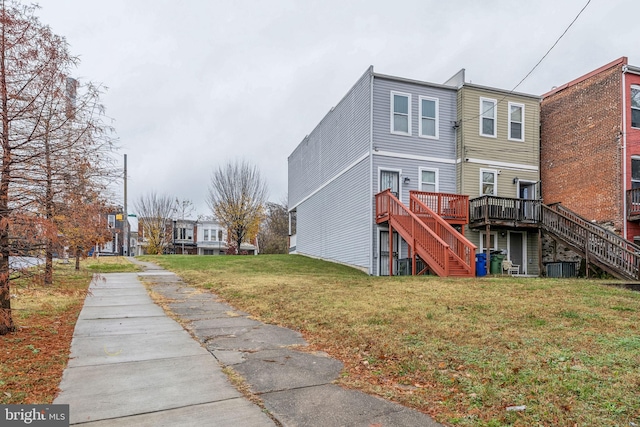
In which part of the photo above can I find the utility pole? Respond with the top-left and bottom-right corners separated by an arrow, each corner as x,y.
123,154 -> 129,256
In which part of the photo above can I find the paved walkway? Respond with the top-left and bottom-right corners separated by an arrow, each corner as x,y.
55,260 -> 443,426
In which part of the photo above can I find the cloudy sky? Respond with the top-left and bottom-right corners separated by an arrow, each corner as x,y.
34,0 -> 636,216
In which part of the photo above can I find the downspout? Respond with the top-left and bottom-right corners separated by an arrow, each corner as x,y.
622,65 -> 628,239
369,67 -> 375,275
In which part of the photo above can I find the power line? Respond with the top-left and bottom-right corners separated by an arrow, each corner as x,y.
510,0 -> 592,93
460,0 -> 592,125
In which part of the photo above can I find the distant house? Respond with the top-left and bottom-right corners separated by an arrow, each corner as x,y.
196,219 -> 227,255
173,219 -> 197,254
96,209 -> 125,255
127,215 -> 138,256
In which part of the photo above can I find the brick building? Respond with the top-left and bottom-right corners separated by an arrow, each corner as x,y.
541,57 -> 640,243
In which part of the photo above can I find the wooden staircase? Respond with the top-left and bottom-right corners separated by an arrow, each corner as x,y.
541,203 -> 640,281
375,190 -> 476,277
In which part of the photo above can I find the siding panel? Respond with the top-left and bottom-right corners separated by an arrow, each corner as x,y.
288,69 -> 372,207
296,159 -> 370,270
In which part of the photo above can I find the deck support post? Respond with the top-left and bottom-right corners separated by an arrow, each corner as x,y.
585,231 -> 590,279
485,224 -> 491,265
389,223 -> 394,276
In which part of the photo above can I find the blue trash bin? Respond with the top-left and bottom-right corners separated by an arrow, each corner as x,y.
475,253 -> 487,277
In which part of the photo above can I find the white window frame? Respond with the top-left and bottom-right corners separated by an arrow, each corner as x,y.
480,168 -> 498,196
418,96 -> 439,139
418,167 -> 439,192
479,97 -> 497,138
479,232 -> 498,252
390,91 -> 411,136
508,102 -> 525,142
631,85 -> 640,129
378,167 -> 403,201
632,156 -> 640,189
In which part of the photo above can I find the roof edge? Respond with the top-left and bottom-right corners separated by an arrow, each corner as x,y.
542,56 -> 628,98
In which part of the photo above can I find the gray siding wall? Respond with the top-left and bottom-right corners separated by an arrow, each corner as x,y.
288,68 -> 372,208
296,158 -> 370,270
370,76 -> 457,275
372,76 -> 457,161
371,155 -> 457,276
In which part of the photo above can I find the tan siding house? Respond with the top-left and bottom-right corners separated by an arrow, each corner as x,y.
455,82 -> 541,275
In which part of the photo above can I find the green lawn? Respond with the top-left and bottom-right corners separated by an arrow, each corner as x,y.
140,254 -> 640,427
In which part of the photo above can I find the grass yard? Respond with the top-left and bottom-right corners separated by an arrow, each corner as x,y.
141,254 -> 640,427
0,256 -> 140,404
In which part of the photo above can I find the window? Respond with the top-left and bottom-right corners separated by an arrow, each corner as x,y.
419,96 -> 438,138
479,232 -> 498,251
508,102 -> 524,141
632,157 -> 640,189
107,215 -> 115,229
632,86 -> 640,128
480,169 -> 497,195
203,229 -> 209,241
391,92 -> 411,135
419,168 -> 438,192
480,98 -> 497,137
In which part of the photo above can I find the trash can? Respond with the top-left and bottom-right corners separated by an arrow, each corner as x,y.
475,253 -> 487,277
490,253 -> 505,274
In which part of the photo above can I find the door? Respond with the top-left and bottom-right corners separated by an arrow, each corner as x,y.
508,232 -> 525,274
518,181 -> 537,219
380,170 -> 400,198
379,230 -> 398,276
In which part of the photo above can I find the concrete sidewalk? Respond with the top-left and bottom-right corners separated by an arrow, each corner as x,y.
55,261 -> 443,426
54,270 -> 274,426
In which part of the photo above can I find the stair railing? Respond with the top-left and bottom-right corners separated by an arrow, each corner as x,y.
376,190 -> 449,276
410,193 -> 476,275
541,204 -> 640,280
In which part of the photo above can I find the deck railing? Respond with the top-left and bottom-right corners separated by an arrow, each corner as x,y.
469,195 -> 542,224
541,204 -> 640,280
627,188 -> 640,219
410,194 -> 476,275
410,191 -> 469,223
376,189 -> 449,276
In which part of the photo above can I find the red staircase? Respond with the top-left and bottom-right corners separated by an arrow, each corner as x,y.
375,190 -> 476,277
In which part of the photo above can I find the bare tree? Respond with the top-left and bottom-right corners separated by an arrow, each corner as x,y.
134,192 -> 175,255
207,160 -> 267,254
0,1 -> 117,334
258,200 -> 289,254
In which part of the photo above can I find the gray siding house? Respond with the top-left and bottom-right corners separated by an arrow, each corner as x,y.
288,67 -> 459,275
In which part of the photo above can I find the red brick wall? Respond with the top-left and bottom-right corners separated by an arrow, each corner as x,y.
624,73 -> 640,240
541,64 -> 623,231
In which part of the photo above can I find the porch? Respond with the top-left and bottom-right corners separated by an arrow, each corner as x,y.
469,195 -> 541,230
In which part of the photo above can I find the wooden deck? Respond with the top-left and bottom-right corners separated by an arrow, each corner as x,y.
469,195 -> 541,229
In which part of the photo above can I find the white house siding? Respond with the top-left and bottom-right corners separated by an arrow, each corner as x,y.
288,68 -> 372,208
296,159 -> 370,270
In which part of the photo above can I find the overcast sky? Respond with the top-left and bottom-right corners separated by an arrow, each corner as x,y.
34,0 -> 636,217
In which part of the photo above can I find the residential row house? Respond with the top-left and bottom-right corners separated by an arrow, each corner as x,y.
290,58 -> 640,280
136,217 -> 258,256
288,66 -> 541,276
539,57 -> 640,279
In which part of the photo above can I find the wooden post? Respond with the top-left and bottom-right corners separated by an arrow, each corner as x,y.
585,231 -> 590,279
538,228 -> 543,276
389,224 -> 394,276
485,224 -> 491,270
